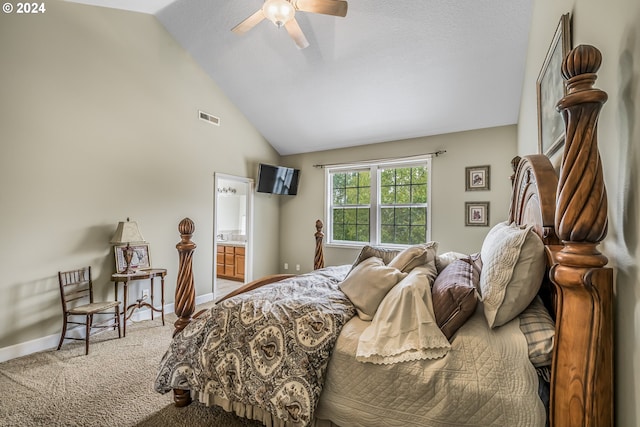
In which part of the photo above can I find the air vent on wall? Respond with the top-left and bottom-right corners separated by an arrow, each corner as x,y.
199,110 -> 220,126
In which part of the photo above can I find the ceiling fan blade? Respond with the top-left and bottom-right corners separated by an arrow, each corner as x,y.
231,9 -> 265,34
285,18 -> 310,49
294,0 -> 348,17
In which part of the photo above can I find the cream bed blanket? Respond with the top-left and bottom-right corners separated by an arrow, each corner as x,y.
314,304 -> 545,427
355,266 -> 451,364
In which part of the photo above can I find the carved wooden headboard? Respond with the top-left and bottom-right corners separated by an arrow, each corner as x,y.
509,155 -> 560,246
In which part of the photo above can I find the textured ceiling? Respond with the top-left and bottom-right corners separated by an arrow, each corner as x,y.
66,0 -> 533,155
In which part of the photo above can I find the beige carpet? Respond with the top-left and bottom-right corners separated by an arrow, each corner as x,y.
0,310 -> 264,427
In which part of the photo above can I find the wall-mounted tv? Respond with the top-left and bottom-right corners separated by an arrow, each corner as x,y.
256,163 -> 300,195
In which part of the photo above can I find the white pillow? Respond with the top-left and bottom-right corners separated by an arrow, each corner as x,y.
479,222 -> 545,328
339,257 -> 407,320
435,251 -> 468,273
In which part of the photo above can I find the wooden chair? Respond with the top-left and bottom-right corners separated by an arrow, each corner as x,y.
57,266 -> 121,355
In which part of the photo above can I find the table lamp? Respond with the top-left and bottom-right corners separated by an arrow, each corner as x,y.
110,218 -> 146,274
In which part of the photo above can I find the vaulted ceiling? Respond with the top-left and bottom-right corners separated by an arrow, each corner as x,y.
67,0 -> 533,155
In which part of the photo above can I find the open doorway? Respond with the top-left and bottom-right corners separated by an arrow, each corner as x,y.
213,173 -> 254,300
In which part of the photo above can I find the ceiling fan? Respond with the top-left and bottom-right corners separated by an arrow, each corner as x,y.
232,0 -> 348,49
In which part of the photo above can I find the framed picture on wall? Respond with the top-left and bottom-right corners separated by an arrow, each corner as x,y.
537,13 -> 572,157
114,244 -> 151,273
465,202 -> 490,227
465,165 -> 490,191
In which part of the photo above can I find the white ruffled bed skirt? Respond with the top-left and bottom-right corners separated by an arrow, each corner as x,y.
196,392 -> 341,427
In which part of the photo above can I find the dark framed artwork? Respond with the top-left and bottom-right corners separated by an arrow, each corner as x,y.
465,165 -> 490,191
114,244 -> 151,273
537,13 -> 572,157
465,202 -> 489,227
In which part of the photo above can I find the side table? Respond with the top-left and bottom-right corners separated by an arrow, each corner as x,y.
112,268 -> 166,337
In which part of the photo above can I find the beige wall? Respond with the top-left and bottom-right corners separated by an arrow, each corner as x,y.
518,0 -> 640,423
0,2 -> 281,350
280,126 -> 517,272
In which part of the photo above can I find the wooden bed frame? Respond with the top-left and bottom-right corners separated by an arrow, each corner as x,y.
170,44 -> 613,427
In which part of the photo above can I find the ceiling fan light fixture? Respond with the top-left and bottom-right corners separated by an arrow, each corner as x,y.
262,0 -> 295,28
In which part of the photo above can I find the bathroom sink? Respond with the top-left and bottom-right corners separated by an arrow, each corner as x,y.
217,240 -> 245,246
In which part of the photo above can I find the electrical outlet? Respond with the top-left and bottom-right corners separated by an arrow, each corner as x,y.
142,288 -> 149,299
296,264 -> 300,271
284,263 -> 289,270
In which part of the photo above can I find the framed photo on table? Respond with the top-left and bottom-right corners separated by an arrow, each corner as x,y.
537,13 -> 572,157
114,244 -> 151,273
465,202 -> 490,227
465,165 -> 490,191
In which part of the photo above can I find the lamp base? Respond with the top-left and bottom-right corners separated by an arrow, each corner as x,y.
122,244 -> 136,274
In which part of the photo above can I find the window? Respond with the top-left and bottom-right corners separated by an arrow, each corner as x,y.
326,158 -> 431,247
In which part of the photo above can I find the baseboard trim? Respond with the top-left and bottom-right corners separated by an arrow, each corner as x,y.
0,292 -> 214,363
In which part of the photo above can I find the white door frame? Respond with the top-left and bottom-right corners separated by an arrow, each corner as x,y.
213,173 -> 254,297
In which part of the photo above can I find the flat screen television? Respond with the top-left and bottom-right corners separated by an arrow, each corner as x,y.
256,163 -> 300,195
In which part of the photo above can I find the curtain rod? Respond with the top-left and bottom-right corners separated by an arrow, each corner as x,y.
312,150 -> 446,169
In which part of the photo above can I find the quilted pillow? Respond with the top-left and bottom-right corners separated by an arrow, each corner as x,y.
387,242 -> 439,280
519,296 -> 555,367
339,256 -> 407,320
431,258 -> 479,340
479,222 -> 545,328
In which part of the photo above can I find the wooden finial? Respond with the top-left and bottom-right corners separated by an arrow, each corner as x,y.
561,44 -> 602,93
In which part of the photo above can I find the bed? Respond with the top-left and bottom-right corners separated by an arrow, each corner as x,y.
154,44 -> 613,427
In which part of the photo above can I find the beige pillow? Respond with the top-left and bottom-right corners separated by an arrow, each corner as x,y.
339,257 -> 407,320
387,242 -> 439,281
468,252 -> 483,275
466,252 -> 483,293
479,222 -> 545,328
350,246 -> 401,272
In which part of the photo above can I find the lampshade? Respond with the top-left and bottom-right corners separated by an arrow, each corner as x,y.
262,0 -> 295,27
110,219 -> 146,244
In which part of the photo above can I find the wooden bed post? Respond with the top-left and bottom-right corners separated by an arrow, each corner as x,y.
547,45 -> 613,427
173,217 -> 197,337
314,219 -> 325,270
172,217 -> 197,407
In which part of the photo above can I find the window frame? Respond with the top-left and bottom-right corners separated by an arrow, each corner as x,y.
324,157 -> 432,249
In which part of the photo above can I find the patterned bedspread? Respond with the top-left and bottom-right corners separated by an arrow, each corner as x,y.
155,265 -> 355,426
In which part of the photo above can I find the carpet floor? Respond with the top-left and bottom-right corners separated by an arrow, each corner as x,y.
0,310 -> 264,427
